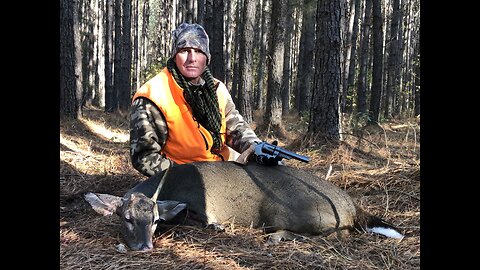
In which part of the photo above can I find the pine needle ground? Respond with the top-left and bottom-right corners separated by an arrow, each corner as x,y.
60,108 -> 420,270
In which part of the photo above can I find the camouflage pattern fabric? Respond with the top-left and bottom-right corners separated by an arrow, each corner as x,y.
223,92 -> 260,153
129,95 -> 260,177
130,98 -> 173,177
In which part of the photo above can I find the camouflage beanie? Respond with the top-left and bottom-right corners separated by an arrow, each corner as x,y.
171,23 -> 211,64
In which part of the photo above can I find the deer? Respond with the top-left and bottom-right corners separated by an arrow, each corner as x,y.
85,161 -> 404,251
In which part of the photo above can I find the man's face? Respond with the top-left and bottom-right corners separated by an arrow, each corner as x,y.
174,48 -> 207,84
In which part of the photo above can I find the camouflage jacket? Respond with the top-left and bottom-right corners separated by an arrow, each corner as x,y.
129,95 -> 260,177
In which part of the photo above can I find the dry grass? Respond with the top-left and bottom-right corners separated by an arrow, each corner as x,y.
60,108 -> 420,270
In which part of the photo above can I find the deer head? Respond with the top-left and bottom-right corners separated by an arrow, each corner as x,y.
84,169 -> 187,251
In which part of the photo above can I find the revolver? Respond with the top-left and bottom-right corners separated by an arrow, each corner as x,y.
254,141 -> 310,165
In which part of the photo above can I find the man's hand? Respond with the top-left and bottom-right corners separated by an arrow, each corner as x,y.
234,141 -> 284,166
254,142 -> 281,166
234,144 -> 256,165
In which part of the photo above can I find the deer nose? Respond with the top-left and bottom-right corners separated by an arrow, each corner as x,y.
139,243 -> 153,251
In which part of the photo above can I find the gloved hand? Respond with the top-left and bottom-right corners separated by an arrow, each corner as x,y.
254,141 -> 281,166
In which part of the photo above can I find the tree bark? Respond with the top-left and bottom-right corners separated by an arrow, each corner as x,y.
113,0 -> 123,112
95,0 -> 106,108
294,0 -> 315,115
105,0 -> 115,112
224,0 -> 235,89
368,0 -> 384,125
254,0 -> 268,110
343,0 -> 361,113
119,0 -> 132,110
356,0 -> 372,116
60,0 -> 81,119
384,0 -> 402,119
281,2 -> 294,116
236,0 -> 256,123
308,0 -> 342,142
263,0 -> 287,138
204,0 -> 225,80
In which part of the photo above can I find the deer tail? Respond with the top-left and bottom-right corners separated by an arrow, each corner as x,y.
354,205 -> 404,239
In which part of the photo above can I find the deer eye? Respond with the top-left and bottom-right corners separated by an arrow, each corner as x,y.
124,217 -> 134,230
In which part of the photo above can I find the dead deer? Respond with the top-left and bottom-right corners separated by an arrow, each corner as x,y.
85,161 -> 403,251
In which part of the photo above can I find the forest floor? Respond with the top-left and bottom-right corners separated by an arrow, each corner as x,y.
60,107 -> 420,270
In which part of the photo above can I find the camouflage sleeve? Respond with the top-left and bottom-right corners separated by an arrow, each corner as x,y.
224,91 -> 261,153
129,97 -> 174,177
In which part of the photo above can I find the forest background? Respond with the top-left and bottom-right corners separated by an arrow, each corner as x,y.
60,0 -> 420,142
59,0 -> 421,269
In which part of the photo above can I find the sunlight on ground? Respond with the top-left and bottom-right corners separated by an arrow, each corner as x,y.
60,116 -> 130,175
60,134 -> 83,152
80,118 -> 129,143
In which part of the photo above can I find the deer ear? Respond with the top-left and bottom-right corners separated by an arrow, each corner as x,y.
84,192 -> 124,216
156,201 -> 188,221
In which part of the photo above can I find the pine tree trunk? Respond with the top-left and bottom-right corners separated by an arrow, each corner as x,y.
95,0 -> 106,108
384,0 -> 402,119
294,0 -> 315,115
224,0 -> 235,89
308,0 -> 341,142
132,0 -> 139,94
119,0 -> 132,110
104,0 -> 115,112
254,0 -> 269,110
230,4 -> 243,105
281,3 -> 294,116
368,0 -> 384,125
113,0 -> 123,112
60,0 -> 80,119
236,0 -> 256,123
81,0 -> 95,108
344,0 -> 361,113
211,0 -> 225,80
263,0 -> 287,138
356,0 -> 372,116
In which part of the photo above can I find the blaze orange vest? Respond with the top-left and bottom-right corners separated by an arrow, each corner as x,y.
132,67 -> 230,164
